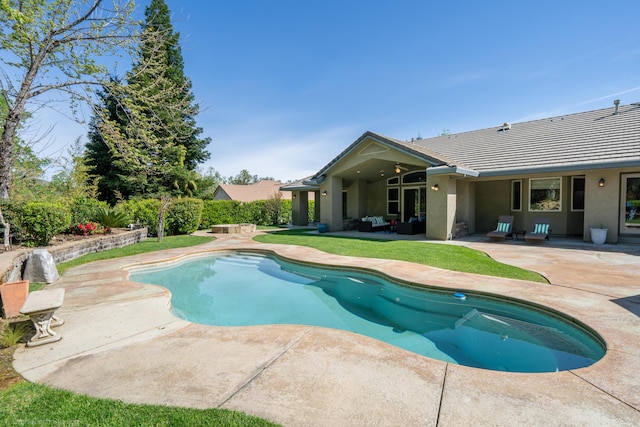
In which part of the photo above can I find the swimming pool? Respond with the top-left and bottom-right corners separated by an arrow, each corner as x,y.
129,251 -> 606,373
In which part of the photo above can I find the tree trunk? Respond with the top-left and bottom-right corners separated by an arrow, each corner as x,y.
157,196 -> 172,242
0,207 -> 10,251
0,112 -> 21,199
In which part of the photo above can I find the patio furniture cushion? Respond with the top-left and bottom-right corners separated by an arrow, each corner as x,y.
525,217 -> 551,244
486,215 -> 514,241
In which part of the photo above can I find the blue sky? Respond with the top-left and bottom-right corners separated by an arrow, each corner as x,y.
39,0 -> 640,182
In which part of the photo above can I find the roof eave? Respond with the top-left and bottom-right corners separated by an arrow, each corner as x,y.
427,165 -> 480,177
478,159 -> 640,177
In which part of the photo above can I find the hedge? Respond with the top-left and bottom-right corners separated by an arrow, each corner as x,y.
19,202 -> 72,246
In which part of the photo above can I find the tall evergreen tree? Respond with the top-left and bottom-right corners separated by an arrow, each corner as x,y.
86,0 -> 210,201
85,82 -> 133,204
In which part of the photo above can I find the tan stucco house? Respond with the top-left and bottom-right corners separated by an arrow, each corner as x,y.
284,101 -> 640,243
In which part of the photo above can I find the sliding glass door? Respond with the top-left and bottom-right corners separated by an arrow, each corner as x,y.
621,173 -> 640,236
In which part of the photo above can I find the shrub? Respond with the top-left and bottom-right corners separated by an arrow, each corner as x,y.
168,198 -> 203,235
119,199 -> 161,236
94,207 -> 130,234
200,199 -> 293,228
69,197 -> 108,227
0,199 -> 25,240
20,202 -> 72,246
201,200 -> 242,228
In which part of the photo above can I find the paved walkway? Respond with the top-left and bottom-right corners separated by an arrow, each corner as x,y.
12,232 -> 640,426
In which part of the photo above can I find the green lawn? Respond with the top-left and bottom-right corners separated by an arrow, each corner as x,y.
254,229 -> 547,283
57,234 -> 215,276
0,382 -> 278,426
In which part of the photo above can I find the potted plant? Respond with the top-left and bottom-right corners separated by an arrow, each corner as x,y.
590,225 -> 608,245
0,280 -> 29,318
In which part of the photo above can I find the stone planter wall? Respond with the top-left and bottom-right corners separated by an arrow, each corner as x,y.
1,228 -> 148,284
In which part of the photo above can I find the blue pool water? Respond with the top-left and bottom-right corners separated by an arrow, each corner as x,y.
129,252 -> 606,373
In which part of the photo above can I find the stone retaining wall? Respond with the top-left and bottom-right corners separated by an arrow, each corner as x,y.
1,228 -> 147,283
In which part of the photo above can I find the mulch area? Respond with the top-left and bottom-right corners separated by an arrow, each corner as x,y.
0,346 -> 23,389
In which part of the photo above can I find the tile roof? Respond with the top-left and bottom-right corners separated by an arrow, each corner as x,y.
397,102 -> 640,175
214,180 -> 290,202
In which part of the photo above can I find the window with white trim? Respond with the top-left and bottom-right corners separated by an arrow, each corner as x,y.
529,177 -> 561,211
571,177 -> 585,211
511,180 -> 522,211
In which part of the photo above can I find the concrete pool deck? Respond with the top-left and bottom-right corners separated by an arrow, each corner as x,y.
11,231 -> 640,426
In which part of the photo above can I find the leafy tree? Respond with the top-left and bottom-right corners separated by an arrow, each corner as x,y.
84,83 -> 132,204
86,0 -> 210,202
10,139 -> 52,202
97,61 -> 199,198
193,167 -> 224,200
227,169 -> 275,185
50,138 -> 98,200
0,0 -> 138,200
136,0 -> 210,170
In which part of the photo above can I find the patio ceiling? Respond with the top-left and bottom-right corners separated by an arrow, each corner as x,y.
338,159 -> 426,186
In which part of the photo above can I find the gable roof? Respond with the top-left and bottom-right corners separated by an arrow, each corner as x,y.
408,102 -> 640,176
310,102 -> 640,180
214,180 -> 289,202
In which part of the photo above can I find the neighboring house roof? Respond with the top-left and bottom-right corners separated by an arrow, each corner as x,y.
213,180 -> 289,202
310,102 -> 640,180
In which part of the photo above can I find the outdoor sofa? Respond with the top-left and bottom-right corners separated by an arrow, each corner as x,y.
396,216 -> 426,235
358,216 -> 391,232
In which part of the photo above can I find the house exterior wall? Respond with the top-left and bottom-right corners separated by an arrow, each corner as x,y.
365,180 -> 389,218
584,170 -> 620,243
475,180 -> 511,232
345,179 -> 368,220
426,175 -> 456,240
455,180 -> 475,234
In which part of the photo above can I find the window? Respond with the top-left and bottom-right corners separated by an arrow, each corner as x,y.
511,180 -> 522,211
529,177 -> 561,211
571,177 -> 585,211
387,187 -> 399,215
402,171 -> 426,184
624,174 -> 640,227
342,191 -> 348,219
387,177 -> 399,185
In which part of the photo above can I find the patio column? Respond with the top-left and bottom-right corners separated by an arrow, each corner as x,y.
291,191 -> 309,226
320,176 -> 343,231
426,176 -> 457,240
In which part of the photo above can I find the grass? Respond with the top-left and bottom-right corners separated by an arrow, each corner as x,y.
57,234 -> 215,276
0,382 -> 278,426
254,229 -> 547,283
3,233 -> 279,427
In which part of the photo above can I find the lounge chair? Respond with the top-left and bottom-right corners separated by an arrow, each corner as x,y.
524,217 -> 551,244
486,215 -> 514,241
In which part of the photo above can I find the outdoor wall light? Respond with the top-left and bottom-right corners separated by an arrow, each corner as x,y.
322,190 -> 328,196
431,184 -> 439,191
292,194 -> 296,199
598,178 -> 605,187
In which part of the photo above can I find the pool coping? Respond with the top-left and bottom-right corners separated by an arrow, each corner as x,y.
13,232 -> 640,426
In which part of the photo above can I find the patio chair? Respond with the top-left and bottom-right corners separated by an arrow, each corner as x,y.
524,217 -> 551,244
486,215 -> 514,241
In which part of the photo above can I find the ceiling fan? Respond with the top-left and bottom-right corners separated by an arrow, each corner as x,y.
394,163 -> 408,174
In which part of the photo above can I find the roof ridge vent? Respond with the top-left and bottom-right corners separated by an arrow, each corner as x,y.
498,122 -> 511,132
614,99 -> 620,115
